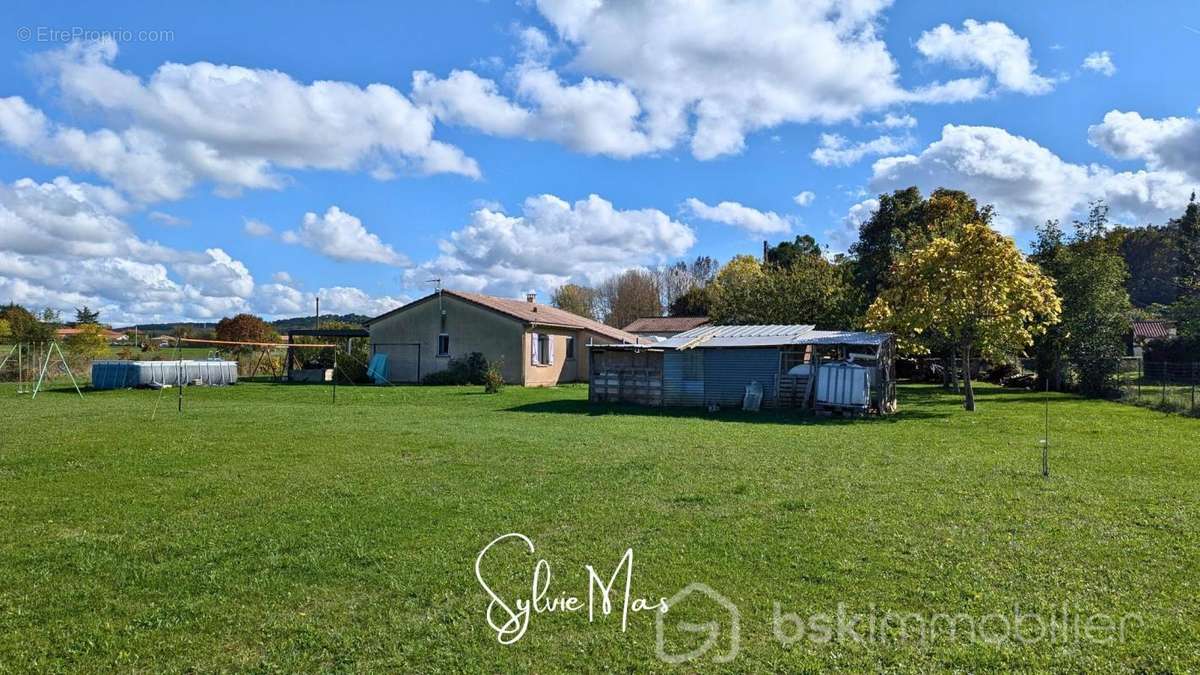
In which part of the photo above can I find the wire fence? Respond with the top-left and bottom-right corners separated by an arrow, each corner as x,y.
1117,358 -> 1200,415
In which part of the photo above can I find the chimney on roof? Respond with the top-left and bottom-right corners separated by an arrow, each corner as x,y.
526,291 -> 537,304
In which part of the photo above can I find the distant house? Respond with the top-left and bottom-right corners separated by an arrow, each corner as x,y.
55,327 -> 127,343
622,316 -> 710,340
1130,319 -> 1177,357
364,289 -> 642,385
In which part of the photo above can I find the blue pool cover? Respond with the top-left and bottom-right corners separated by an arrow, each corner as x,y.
91,360 -> 238,389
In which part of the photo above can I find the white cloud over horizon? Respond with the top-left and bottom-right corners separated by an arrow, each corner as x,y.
408,193 -> 695,296
865,124 -> 1193,234
0,176 -> 406,324
684,198 -> 793,235
281,206 -> 408,266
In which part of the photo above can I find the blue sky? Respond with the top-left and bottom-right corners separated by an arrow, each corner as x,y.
2,1 -> 1198,324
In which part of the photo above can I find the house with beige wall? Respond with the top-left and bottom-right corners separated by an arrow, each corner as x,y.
364,289 -> 642,385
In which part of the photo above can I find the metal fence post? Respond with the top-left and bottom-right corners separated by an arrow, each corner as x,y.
1193,362 -> 1197,414
1137,358 -> 1142,401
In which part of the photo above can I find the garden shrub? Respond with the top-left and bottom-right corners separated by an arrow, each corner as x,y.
422,352 -> 490,385
483,360 -> 504,393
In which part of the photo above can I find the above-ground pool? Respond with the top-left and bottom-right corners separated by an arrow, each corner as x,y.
91,360 -> 238,390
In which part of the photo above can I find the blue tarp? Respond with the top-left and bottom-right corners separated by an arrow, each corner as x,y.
367,353 -> 389,384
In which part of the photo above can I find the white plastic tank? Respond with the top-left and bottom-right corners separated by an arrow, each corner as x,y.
816,362 -> 869,408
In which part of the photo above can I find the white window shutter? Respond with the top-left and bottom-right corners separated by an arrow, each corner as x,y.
548,335 -> 555,365
531,332 -> 539,365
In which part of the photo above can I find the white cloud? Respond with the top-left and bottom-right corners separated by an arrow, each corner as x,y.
0,176 -> 403,323
0,176 -> 254,322
793,191 -> 816,207
1088,110 -> 1200,179
282,206 -> 408,266
811,132 -> 913,166
916,19 -> 1054,95
1082,51 -> 1116,77
416,0 -> 986,161
868,113 -> 917,130
252,282 -> 406,318
0,39 -> 479,203
827,197 -> 880,251
867,124 -> 1192,234
272,271 -> 292,284
408,193 -> 695,295
148,210 -> 188,227
684,198 -> 792,235
244,218 -> 273,237
413,66 -> 664,159
315,286 -> 408,316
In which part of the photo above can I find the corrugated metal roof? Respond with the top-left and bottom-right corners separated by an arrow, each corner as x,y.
594,324 -> 891,350
798,331 -> 890,346
1132,320 -> 1175,341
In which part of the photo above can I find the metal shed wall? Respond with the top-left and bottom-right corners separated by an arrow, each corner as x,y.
702,348 -> 780,407
662,350 -> 705,407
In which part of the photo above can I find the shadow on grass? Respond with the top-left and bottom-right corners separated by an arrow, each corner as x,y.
503,398 -> 945,425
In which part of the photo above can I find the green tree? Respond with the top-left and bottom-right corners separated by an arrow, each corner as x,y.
215,313 -> 277,353
0,303 -> 52,343
867,223 -> 1061,411
1175,193 -> 1200,296
1032,204 -> 1133,395
668,285 -> 711,317
74,306 -> 101,325
550,283 -> 598,320
1106,224 -> 1179,307
708,254 -> 861,328
66,323 -> 109,360
850,187 -> 994,300
765,235 -> 822,268
0,318 -> 10,341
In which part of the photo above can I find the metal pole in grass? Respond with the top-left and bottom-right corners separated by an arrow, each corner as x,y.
175,330 -> 184,414
1041,377 -> 1050,478
332,346 -> 337,405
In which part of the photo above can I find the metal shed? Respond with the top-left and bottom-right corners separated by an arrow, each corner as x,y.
589,324 -> 897,414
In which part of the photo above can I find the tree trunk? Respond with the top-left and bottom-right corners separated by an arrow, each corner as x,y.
962,343 -> 976,411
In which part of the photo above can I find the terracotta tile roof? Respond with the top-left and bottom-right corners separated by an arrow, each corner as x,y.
622,316 -> 710,333
56,327 -> 125,340
1132,320 -> 1176,341
367,290 -> 643,343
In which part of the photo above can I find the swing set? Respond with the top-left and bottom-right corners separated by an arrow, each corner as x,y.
1,341 -> 83,398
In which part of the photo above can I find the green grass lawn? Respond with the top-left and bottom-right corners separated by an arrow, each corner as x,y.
1,381 -> 1197,671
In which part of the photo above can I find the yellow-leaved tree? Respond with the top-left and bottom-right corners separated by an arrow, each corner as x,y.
866,223 -> 1061,411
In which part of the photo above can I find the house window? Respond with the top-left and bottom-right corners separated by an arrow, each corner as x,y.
532,332 -> 554,365
565,336 -> 576,360
437,333 -> 450,357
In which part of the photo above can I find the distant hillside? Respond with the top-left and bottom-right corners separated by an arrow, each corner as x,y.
116,313 -> 371,334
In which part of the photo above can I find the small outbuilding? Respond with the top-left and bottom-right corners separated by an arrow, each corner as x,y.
589,324 -> 897,414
